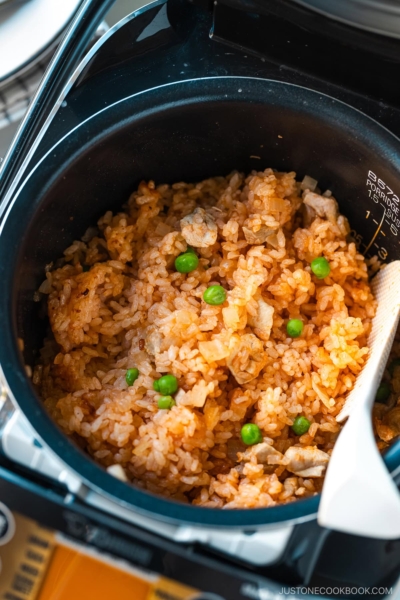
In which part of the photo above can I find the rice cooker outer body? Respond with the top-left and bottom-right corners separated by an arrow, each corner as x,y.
290,0 -> 400,40
1,75 -> 400,531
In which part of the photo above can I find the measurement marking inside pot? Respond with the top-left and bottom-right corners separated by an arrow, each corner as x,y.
364,172 -> 400,260
363,205 -> 386,255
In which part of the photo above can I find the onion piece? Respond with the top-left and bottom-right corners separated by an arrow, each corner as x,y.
301,175 -> 318,192
264,197 -> 288,212
107,464 -> 128,482
266,233 -> 279,249
39,277 -> 52,294
199,337 -> 230,362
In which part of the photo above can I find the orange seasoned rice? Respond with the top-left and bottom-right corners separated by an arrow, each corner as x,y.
34,168 -> 385,508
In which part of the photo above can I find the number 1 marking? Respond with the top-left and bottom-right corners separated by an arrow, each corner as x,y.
363,206 -> 386,255
366,211 -> 370,218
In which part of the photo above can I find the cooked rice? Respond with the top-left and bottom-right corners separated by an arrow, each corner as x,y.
35,168 -> 386,508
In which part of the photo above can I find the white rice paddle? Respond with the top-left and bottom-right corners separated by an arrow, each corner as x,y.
318,260 -> 400,539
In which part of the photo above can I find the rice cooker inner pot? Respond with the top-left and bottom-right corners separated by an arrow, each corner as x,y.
1,77 -> 400,528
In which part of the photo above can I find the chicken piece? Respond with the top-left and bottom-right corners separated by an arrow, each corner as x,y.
302,203 -> 317,228
239,442 -> 283,465
180,207 -> 218,248
227,333 -> 267,384
283,446 -> 330,477
337,214 -> 350,237
303,191 -> 339,225
48,264 -> 125,352
248,297 -> 274,342
242,225 -> 275,245
145,325 -> 163,356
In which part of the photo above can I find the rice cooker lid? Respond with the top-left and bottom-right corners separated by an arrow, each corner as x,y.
0,0 -> 82,85
208,0 -> 400,69
290,0 -> 400,39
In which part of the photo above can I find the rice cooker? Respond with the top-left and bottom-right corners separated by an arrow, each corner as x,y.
290,0 -> 400,39
0,0 -> 399,597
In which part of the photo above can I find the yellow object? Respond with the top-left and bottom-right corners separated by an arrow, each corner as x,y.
0,510 -> 54,600
0,509 -> 199,600
38,545 -> 151,600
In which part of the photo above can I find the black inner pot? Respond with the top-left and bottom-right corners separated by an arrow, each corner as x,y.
1,77 -> 400,528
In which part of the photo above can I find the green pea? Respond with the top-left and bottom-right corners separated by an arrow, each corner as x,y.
376,381 -> 391,403
203,285 -> 227,306
126,368 -> 139,386
241,423 -> 263,446
82,264 -> 90,272
286,319 -> 304,338
311,257 -> 331,279
292,416 -> 311,436
153,374 -> 178,395
186,246 -> 196,254
388,358 -> 400,376
175,251 -> 199,274
157,395 -> 176,410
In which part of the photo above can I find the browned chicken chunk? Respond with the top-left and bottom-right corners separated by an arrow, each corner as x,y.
180,207 -> 218,248
283,446 -> 330,477
227,333 -> 267,384
303,191 -> 339,225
